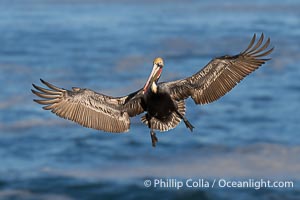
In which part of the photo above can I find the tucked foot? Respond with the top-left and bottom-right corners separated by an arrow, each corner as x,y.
150,130 -> 158,147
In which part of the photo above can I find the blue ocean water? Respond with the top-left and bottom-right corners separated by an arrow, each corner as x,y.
0,0 -> 300,199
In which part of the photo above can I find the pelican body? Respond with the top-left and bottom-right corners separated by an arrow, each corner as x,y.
32,34 -> 273,147
141,57 -> 194,145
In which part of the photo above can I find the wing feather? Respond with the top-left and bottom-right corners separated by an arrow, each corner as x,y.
32,79 -> 144,133
161,33 -> 273,104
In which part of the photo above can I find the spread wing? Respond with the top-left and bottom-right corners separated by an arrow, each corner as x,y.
32,79 -> 144,133
161,33 -> 274,104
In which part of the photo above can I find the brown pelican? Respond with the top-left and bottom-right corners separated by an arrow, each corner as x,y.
32,33 -> 273,147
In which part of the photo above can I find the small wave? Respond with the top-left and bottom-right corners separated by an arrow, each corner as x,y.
0,96 -> 25,109
114,55 -> 148,72
0,189 -> 73,200
39,143 -> 300,181
0,118 -> 70,132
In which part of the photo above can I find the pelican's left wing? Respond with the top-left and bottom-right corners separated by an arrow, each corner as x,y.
32,79 -> 144,132
162,33 -> 273,104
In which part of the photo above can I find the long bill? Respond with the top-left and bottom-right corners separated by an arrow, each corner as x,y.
143,64 -> 162,94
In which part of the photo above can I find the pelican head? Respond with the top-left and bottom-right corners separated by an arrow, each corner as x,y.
143,57 -> 164,94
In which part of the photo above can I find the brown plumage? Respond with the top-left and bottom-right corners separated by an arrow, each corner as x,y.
32,33 -> 273,147
32,80 -> 143,133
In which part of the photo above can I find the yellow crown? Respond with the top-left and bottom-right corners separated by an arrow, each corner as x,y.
153,57 -> 164,66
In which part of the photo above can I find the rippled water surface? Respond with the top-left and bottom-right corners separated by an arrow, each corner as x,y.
1,0 -> 300,199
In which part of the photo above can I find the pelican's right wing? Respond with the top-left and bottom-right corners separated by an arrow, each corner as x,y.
32,79 -> 144,133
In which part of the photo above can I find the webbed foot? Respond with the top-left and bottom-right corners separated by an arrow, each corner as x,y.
150,130 -> 158,147
184,119 -> 194,132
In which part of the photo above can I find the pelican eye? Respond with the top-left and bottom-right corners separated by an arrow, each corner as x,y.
157,63 -> 163,67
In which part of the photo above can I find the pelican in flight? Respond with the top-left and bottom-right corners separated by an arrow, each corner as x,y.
32,33 -> 273,147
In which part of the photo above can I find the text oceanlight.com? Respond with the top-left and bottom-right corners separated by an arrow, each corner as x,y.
143,178 -> 294,190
